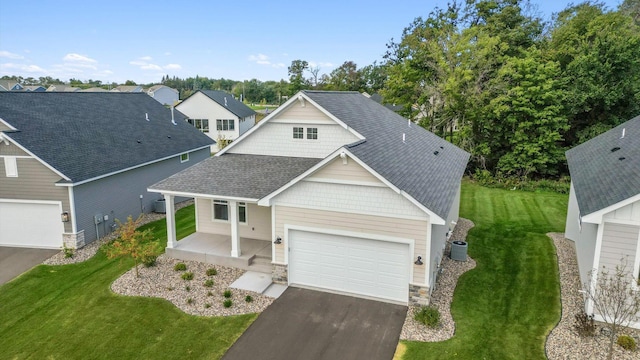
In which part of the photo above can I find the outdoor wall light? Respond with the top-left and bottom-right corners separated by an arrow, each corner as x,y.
414,256 -> 423,265
274,236 -> 282,244
61,211 -> 70,222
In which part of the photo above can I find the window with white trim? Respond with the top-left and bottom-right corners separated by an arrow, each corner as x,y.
216,119 -> 235,131
4,156 -> 17,177
307,127 -> 318,140
293,127 -> 303,139
239,202 -> 247,224
187,118 -> 209,133
213,200 -> 228,221
180,153 -> 189,163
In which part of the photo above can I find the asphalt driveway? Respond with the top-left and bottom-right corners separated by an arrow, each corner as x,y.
0,246 -> 59,285
222,287 -> 407,360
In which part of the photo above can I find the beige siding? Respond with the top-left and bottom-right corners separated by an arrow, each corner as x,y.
196,199 -> 271,240
274,205 -> 428,284
0,121 -> 12,131
598,223 -> 640,272
0,157 -> 71,232
270,100 -> 334,123
0,141 -> 29,156
308,156 -> 382,184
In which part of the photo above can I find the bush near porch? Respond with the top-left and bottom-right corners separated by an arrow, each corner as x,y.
0,205 -> 256,359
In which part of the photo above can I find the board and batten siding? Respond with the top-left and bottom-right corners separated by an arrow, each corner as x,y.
73,149 -> 210,244
0,157 -> 71,233
273,206 -> 428,285
196,199 -> 271,241
598,223 -> 640,273
227,101 -> 360,158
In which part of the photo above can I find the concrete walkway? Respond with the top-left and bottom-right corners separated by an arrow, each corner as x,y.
222,287 -> 407,360
0,246 -> 59,285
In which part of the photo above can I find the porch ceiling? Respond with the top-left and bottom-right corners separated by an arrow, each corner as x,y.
149,154 -> 321,199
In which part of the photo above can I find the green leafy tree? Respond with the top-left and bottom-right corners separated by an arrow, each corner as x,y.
106,215 -> 160,278
325,61 -> 363,91
288,59 -> 309,95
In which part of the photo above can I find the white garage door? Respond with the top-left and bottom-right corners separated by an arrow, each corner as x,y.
0,201 -> 64,249
288,230 -> 410,304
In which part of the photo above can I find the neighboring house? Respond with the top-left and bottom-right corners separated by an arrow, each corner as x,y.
46,85 -> 80,92
565,115 -> 640,329
22,85 -> 46,92
176,90 -> 256,152
0,92 -> 214,250
111,85 -> 144,93
80,87 -> 109,92
149,90 -> 469,305
0,80 -> 24,91
147,85 -> 179,106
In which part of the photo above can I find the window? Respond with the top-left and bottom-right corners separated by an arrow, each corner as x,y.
307,127 -> 318,140
213,200 -> 228,221
187,119 -> 209,133
180,153 -> 189,163
239,202 -> 247,224
4,156 -> 17,177
216,119 -> 235,131
293,127 -> 303,139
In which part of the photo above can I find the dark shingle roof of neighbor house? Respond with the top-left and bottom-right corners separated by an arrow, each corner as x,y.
198,90 -> 256,119
150,154 -> 321,199
0,92 -> 214,183
566,115 -> 640,216
303,91 -> 470,220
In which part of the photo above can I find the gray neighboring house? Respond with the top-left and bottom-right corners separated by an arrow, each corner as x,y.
565,114 -> 640,329
150,90 -> 469,305
176,90 -> 256,152
0,92 -> 214,249
147,85 -> 179,106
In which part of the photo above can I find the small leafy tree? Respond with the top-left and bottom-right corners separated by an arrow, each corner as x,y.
584,258 -> 640,360
106,215 -> 159,278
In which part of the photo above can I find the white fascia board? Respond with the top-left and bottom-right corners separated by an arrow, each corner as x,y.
581,193 -> 640,224
55,145 -> 211,187
217,91 -> 365,156
0,117 -> 18,131
0,133 -> 70,181
146,188 -> 258,203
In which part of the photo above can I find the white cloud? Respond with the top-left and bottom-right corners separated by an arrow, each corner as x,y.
249,53 -> 271,65
0,63 -> 46,73
130,57 -> 181,71
63,53 -> 97,63
141,64 -> 163,71
140,56 -> 153,61
308,61 -> 334,69
164,63 -> 181,70
0,51 -> 24,60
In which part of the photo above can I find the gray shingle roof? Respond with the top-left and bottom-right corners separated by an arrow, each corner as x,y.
150,154 -> 321,199
0,92 -> 214,183
566,115 -> 640,216
198,90 -> 256,119
303,91 -> 470,220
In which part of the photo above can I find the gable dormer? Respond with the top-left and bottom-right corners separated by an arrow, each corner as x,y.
225,94 -> 362,158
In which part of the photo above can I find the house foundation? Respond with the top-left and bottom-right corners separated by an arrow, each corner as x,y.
409,284 -> 430,305
272,264 -> 288,284
63,230 -> 85,249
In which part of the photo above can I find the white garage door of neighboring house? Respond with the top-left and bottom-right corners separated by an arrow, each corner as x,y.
0,201 -> 64,249
288,230 -> 410,304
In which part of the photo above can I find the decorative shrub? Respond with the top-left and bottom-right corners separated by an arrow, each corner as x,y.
206,268 -> 217,276
223,290 -> 232,298
414,306 -> 440,328
141,255 -> 157,267
63,245 -> 74,259
617,335 -> 636,351
204,279 -> 214,287
245,295 -> 253,303
573,313 -> 596,337
223,299 -> 233,308
181,272 -> 194,281
174,263 -> 187,271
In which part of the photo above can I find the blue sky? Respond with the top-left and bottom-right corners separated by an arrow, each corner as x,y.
0,0 -> 623,84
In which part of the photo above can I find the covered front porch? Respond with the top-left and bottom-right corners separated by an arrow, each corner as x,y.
166,232 -> 273,273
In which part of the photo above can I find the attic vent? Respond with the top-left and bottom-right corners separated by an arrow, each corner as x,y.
619,157 -> 626,161
137,140 -> 141,143
167,135 -> 171,139
434,151 -> 439,155
440,146 -> 444,149
611,147 -> 621,152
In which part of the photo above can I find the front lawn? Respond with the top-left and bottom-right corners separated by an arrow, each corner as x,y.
0,205 -> 255,359
402,181 -> 567,359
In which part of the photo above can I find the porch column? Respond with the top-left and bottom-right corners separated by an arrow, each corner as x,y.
165,194 -> 177,249
229,200 -> 240,257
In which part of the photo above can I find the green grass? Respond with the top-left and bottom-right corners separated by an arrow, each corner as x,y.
402,181 -> 567,360
0,204 -> 255,359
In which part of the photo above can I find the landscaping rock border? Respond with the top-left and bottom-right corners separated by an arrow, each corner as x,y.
546,233 -> 639,360
400,218 -> 477,342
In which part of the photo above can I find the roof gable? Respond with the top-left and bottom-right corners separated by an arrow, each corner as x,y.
196,90 -> 256,119
0,92 -> 214,183
566,115 -> 640,217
